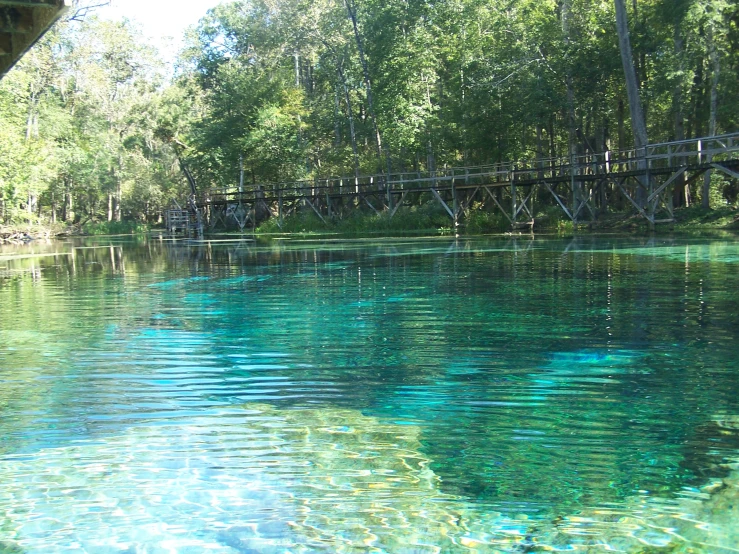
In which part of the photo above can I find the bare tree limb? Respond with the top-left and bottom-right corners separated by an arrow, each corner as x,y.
68,1 -> 111,22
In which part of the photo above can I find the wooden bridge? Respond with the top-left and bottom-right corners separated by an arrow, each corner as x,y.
201,132 -> 739,232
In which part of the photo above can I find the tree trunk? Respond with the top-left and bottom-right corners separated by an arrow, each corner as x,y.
333,88 -> 342,145
562,0 -> 576,158
672,27 -> 687,207
113,151 -> 123,222
614,0 -> 648,149
617,99 -> 625,150
108,193 -> 113,222
548,116 -> 556,161
338,60 -> 360,181
62,180 -> 72,222
688,53 -> 704,139
294,51 -> 300,88
614,0 -> 649,206
672,31 -> 686,143
536,124 -> 544,179
460,30 -> 468,164
25,88 -> 38,142
702,23 -> 720,209
344,0 -> 383,164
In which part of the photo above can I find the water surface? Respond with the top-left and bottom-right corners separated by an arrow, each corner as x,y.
1,234 -> 738,552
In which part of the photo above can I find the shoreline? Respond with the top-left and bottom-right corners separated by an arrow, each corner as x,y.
1,206 -> 737,243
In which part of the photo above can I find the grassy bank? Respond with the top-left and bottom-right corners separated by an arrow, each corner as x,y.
257,204 -> 456,236
0,221 -> 153,242
3,205 -> 737,242
254,203 -> 575,237
252,202 -> 739,237
582,205 -> 739,233
79,221 -> 151,236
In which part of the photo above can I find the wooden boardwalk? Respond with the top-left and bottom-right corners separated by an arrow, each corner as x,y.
201,132 -> 739,231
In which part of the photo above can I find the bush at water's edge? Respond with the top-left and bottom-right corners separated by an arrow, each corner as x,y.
1,221 -> 157,242
3,206 -> 738,242
80,221 -> 151,236
253,203 -> 739,237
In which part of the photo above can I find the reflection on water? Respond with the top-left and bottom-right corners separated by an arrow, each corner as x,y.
1,234 -> 739,552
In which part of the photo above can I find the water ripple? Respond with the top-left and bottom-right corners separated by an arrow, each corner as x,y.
1,236 -> 738,551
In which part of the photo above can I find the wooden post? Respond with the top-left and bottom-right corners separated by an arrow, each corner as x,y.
570,154 -> 578,223
386,175 -> 393,211
452,177 -> 459,231
511,168 -> 517,224
239,154 -> 244,195
278,187 -> 283,228
646,153 -> 653,207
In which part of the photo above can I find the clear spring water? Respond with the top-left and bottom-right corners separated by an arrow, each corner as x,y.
1,234 -> 738,553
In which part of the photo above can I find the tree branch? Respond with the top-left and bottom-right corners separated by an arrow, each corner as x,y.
68,1 -> 111,22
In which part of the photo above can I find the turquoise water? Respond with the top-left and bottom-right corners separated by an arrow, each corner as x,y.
1,235 -> 739,552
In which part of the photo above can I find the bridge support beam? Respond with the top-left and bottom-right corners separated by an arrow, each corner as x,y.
0,0 -> 70,78
712,163 -> 739,181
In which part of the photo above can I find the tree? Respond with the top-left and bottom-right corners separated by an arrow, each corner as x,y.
3,0 -> 738,228
0,16 -> 184,226
614,0 -> 648,150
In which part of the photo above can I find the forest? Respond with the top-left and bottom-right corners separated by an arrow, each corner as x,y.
0,0 -> 737,230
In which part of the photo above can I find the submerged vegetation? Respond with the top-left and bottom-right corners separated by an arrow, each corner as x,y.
1,0 -> 739,233
2,401 -> 738,551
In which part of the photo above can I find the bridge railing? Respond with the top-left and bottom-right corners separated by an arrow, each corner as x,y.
206,163 -> 521,202
203,131 -> 739,204
645,132 -> 739,170
511,131 -> 739,181
386,163 -> 515,189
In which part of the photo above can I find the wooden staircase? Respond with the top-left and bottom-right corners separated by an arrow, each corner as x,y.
166,200 -> 203,237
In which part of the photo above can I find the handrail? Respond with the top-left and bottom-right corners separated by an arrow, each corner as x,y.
203,131 -> 739,200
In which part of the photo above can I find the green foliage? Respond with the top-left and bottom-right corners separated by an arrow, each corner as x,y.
258,212 -> 330,234
708,172 -> 734,207
1,0 -> 738,232
533,205 -> 576,233
673,205 -> 738,229
465,208 -> 511,235
335,205 -> 451,235
0,17 -> 186,228
257,203 -> 454,236
81,221 -> 150,236
174,0 -> 738,220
